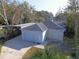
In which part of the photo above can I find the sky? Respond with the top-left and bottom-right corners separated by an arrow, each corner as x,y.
19,0 -> 69,16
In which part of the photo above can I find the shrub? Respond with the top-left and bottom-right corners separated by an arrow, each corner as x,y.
0,26 -> 21,42
22,46 -> 72,59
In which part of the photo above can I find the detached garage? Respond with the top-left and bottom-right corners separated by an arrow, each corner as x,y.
43,20 -> 65,42
21,23 -> 47,43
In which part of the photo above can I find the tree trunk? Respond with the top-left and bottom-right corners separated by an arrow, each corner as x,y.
2,0 -> 9,25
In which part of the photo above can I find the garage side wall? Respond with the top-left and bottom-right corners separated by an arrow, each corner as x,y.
47,29 -> 64,42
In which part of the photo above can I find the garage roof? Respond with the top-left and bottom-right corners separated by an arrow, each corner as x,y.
22,23 -> 47,32
43,20 -> 65,30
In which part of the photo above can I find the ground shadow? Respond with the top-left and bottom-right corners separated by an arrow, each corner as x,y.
4,36 -> 41,50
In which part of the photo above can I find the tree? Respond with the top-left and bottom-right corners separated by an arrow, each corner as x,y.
33,11 -> 53,22
0,0 -> 9,25
55,11 -> 67,21
67,0 -> 79,12
66,0 -> 79,58
0,0 -> 18,25
21,1 -> 32,23
11,0 -> 22,25
0,0 -> 24,25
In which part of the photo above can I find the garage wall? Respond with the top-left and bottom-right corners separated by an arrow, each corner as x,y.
21,29 -> 43,43
47,29 -> 64,42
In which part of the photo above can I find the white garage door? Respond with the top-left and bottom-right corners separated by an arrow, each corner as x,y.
22,30 -> 42,43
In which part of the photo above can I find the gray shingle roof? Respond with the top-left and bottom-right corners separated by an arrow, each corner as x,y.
43,20 -> 64,30
24,24 -> 42,31
22,23 -> 47,32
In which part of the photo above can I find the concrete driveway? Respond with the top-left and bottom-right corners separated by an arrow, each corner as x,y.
0,36 -> 44,59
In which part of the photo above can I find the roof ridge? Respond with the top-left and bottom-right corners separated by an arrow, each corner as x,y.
37,23 -> 43,31
35,24 -> 42,31
37,23 -> 47,31
43,20 -> 65,29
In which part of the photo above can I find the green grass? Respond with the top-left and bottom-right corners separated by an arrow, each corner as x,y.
22,46 -> 72,59
64,37 -> 75,52
0,43 -> 4,53
64,37 -> 75,47
22,47 -> 42,59
0,29 -> 6,53
0,29 -> 5,37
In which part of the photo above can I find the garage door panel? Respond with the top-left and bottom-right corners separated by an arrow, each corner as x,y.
22,30 -> 42,43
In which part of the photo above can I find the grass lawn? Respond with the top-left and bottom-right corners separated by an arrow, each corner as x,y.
22,45 -> 72,59
0,43 -> 4,53
22,47 -> 42,59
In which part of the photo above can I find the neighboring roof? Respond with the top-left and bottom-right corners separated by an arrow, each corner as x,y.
16,23 -> 35,29
54,21 -> 65,27
0,23 -> 35,29
22,23 -> 47,32
43,20 -> 65,30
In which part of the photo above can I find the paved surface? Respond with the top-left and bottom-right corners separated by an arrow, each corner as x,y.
0,36 -> 44,59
